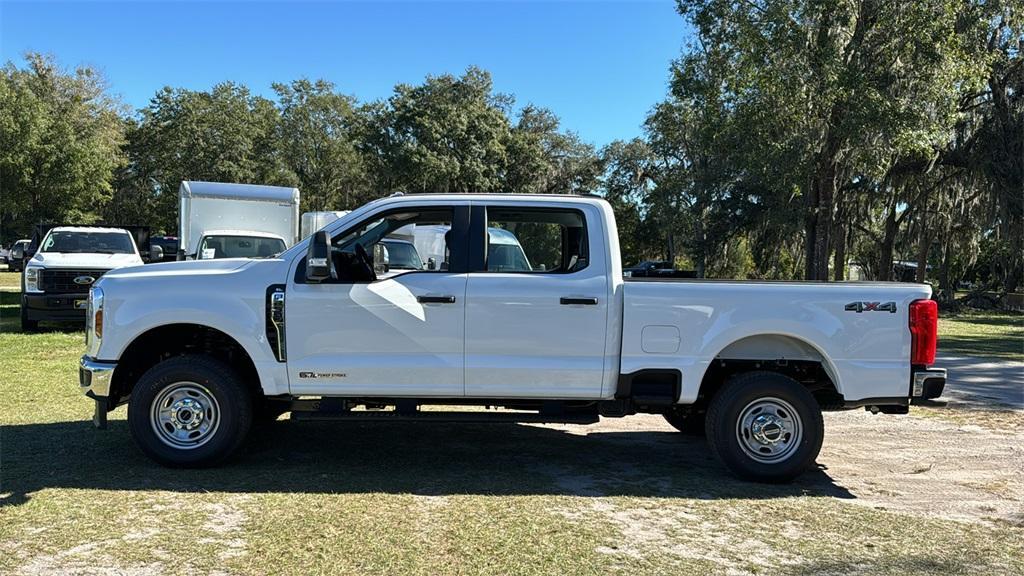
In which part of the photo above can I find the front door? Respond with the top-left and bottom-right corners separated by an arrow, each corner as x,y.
286,205 -> 469,397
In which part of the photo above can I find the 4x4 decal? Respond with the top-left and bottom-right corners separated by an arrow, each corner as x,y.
845,301 -> 897,313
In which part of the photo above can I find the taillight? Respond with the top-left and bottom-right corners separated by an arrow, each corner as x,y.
909,299 -> 938,365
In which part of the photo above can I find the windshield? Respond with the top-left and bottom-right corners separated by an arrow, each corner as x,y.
199,235 -> 286,259
382,240 -> 423,270
42,231 -> 136,254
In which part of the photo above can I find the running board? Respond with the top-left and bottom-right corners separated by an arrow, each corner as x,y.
290,410 -> 600,424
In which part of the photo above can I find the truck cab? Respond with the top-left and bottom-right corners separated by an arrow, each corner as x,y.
196,230 -> 288,259
79,194 -> 944,482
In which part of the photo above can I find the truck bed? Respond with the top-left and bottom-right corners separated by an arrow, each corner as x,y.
620,279 -> 932,404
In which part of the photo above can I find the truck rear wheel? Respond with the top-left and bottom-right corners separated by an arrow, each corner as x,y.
128,355 -> 252,467
705,371 -> 823,483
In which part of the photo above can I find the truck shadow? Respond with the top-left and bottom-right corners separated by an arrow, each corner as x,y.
0,418 -> 854,507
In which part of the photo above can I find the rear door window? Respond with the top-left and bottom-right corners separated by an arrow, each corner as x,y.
483,208 -> 588,274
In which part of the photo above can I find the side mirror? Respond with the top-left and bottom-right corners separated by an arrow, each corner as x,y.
373,244 -> 389,274
148,244 -> 164,262
427,257 -> 436,271
305,231 -> 335,283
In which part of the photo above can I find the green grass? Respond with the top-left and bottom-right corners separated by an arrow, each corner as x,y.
2,284 -> 1023,575
938,310 -> 1023,360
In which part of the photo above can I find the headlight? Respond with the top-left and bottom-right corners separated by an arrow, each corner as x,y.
87,286 -> 104,342
24,266 -> 43,292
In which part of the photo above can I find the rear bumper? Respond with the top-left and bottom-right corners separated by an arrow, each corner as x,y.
910,367 -> 946,403
843,367 -> 947,412
23,292 -> 89,322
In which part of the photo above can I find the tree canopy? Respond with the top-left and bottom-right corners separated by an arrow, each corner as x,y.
2,3 -> 1020,303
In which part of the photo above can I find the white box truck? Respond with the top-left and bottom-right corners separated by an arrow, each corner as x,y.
300,211 -> 350,240
178,181 -> 300,260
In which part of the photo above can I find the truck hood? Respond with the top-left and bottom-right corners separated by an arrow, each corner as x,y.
29,252 -> 143,269
103,258 -> 255,279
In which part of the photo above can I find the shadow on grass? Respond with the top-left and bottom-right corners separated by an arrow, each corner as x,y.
794,557 -> 961,575
0,417 -> 853,507
944,312 -> 1024,326
940,335 -> 1023,360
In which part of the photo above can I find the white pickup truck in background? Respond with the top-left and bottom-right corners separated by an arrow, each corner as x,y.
79,194 -> 945,482
21,226 -> 145,332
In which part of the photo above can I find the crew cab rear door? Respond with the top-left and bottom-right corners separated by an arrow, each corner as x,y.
285,204 -> 470,397
464,203 -> 609,398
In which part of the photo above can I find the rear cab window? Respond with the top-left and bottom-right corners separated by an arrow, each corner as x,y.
482,207 -> 588,274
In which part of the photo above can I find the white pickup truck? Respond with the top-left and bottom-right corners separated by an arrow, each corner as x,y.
22,226 -> 145,331
79,194 -> 945,482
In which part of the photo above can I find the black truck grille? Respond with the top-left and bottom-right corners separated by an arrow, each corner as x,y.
40,269 -> 108,293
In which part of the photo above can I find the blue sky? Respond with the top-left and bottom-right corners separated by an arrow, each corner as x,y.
0,1 -> 688,147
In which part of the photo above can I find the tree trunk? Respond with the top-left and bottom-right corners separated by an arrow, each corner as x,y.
694,204 -> 707,278
803,175 -> 818,280
812,162 -> 837,281
915,208 -> 931,284
833,197 -> 847,281
939,232 -> 954,305
877,205 -> 897,282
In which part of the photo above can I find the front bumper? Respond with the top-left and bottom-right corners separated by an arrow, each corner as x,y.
24,292 -> 89,322
911,367 -> 946,405
80,356 -> 116,399
81,356 -> 117,429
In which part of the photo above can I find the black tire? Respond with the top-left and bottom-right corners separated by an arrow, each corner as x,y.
20,304 -> 38,332
705,371 -> 823,483
128,355 -> 252,467
663,410 -> 706,436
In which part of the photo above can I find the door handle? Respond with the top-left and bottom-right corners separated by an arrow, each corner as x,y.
418,295 -> 456,304
560,297 -> 598,306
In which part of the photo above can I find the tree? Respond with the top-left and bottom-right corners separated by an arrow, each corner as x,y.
274,79 -> 369,211
672,0 -> 994,280
505,105 -> 601,195
130,82 -> 293,232
0,53 -> 126,239
357,67 -> 511,194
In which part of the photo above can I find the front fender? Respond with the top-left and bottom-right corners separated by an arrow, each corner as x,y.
93,262 -> 291,395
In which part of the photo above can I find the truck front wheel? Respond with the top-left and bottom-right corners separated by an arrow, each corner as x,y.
705,371 -> 823,483
20,305 -> 38,332
128,355 -> 253,467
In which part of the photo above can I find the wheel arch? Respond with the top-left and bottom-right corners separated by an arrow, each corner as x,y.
695,332 -> 844,408
109,323 -> 263,406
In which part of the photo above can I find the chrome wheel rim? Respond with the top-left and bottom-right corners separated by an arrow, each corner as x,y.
150,382 -> 220,449
735,397 -> 802,464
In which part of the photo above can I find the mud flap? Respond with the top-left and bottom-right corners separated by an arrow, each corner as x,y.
92,398 -> 108,429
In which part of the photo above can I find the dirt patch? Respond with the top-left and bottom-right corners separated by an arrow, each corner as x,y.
817,410 -> 1024,525
15,494 -> 252,575
555,498 -> 801,574
17,541 -> 162,576
569,410 -> 1023,526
